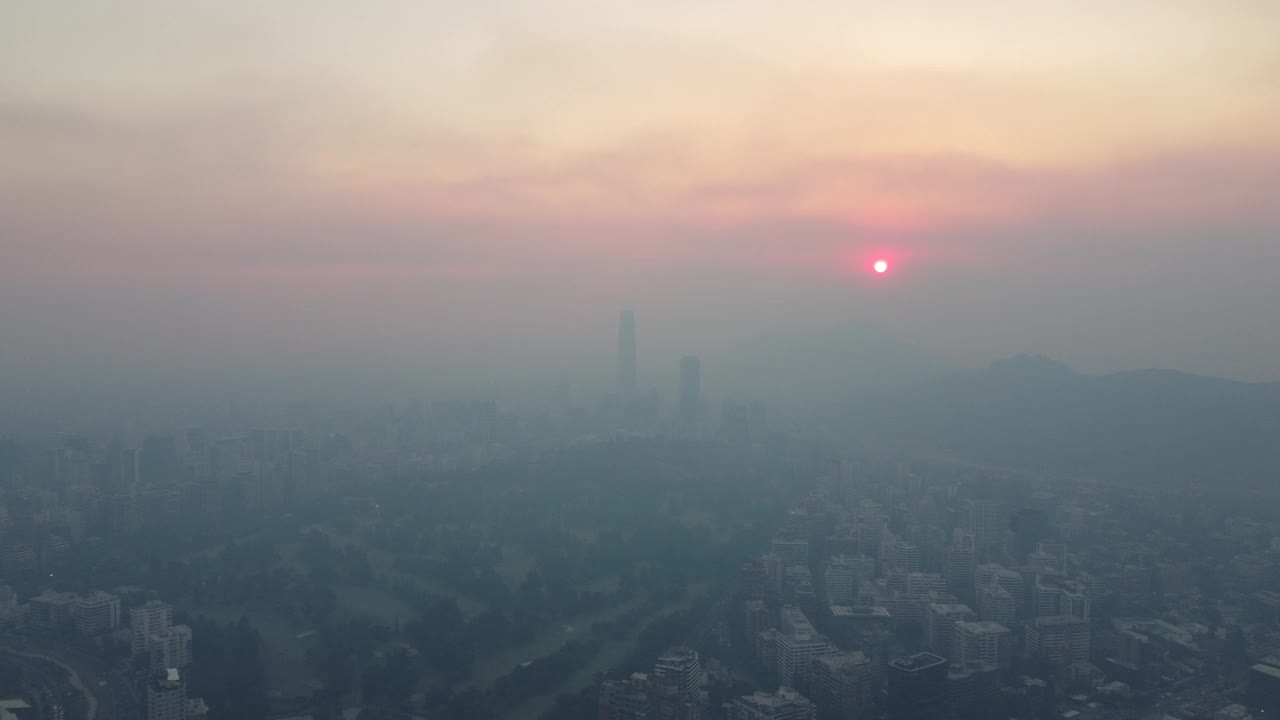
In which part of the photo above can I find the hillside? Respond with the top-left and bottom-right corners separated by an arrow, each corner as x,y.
844,355 -> 1280,488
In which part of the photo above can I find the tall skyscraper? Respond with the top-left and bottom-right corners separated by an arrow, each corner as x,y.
132,601 -> 174,656
617,310 -> 637,398
824,556 -> 862,606
653,646 -> 704,701
1025,615 -> 1091,668
745,599 -> 770,646
148,668 -> 186,720
811,652 -> 874,720
885,653 -> 948,720
777,632 -> 837,691
598,671 -> 701,720
925,603 -> 976,657
953,621 -> 1013,671
776,606 -> 836,691
597,674 -> 651,720
978,585 -> 1017,626
72,591 -> 120,636
771,536 -> 810,568
149,625 -> 193,671
679,355 -> 701,431
945,530 -> 978,599
880,538 -> 921,573
967,500 -> 1003,554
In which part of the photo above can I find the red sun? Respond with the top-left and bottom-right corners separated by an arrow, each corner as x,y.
873,259 -> 889,274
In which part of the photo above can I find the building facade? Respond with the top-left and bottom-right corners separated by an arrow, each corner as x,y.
885,653 -> 948,720
132,601 -> 175,656
811,652 -> 874,720
953,621 -> 1013,670
925,603 -> 976,658
1025,615 -> 1091,668
149,625 -> 193,671
147,668 -> 186,720
72,591 -> 120,636
654,646 -> 703,701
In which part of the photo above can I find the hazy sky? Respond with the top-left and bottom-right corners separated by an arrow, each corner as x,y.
3,1 -> 1279,389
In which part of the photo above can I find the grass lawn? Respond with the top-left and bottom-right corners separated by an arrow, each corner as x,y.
496,543 -> 537,587
182,583 -> 414,697
496,582 -> 713,720
333,586 -> 414,627
175,514 -> 719,709
468,595 -> 648,690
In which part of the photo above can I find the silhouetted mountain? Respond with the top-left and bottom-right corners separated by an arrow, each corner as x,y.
848,356 -> 1280,489
713,321 -> 949,404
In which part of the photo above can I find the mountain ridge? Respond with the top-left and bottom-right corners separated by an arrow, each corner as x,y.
843,354 -> 1280,489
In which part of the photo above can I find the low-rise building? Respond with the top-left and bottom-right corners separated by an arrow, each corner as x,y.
730,687 -> 816,720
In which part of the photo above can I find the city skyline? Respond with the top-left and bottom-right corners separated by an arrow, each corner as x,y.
3,3 -> 1280,384
1,5 -> 1279,720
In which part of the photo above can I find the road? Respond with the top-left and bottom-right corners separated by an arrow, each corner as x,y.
2,652 -> 63,720
1,642 -> 134,720
2,648 -> 95,720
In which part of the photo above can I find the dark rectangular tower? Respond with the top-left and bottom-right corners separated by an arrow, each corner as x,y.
885,652 -> 947,720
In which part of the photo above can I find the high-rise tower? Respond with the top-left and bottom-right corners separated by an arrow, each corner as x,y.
617,310 -> 637,398
967,499 -> 1003,554
148,668 -> 186,720
132,600 -> 174,656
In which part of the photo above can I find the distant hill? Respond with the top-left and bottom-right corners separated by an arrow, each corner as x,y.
844,354 -> 1280,489
711,321 -> 949,405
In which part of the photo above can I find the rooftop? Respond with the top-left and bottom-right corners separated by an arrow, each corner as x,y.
828,605 -> 891,619
781,605 -> 817,635
929,603 -> 974,616
956,620 -> 1010,634
656,646 -> 699,665
890,652 -> 948,672
1251,663 -> 1280,679
1033,615 -> 1088,627
817,652 -> 870,671
31,591 -> 78,605
739,686 -> 812,709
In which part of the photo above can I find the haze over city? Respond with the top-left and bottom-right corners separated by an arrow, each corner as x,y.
2,5 -> 1280,720
4,1 -> 1280,405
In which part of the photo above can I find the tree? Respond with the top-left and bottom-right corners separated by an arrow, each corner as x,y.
407,597 -> 475,682
187,615 -> 270,720
368,648 -> 420,707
